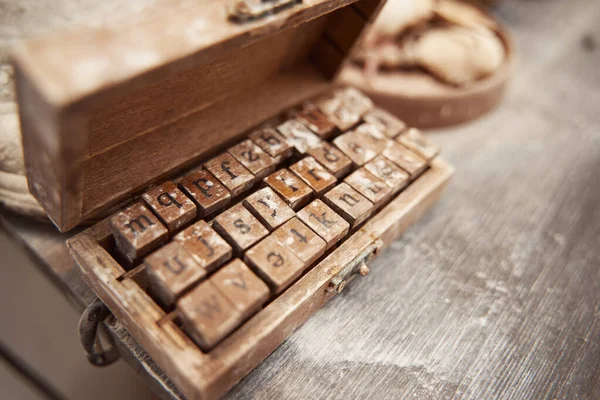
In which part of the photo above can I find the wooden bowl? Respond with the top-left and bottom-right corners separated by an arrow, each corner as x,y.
339,24 -> 515,129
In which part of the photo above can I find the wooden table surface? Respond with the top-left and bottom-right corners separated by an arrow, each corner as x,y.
2,0 -> 600,398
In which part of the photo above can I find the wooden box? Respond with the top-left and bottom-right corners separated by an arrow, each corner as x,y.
13,0 -> 454,398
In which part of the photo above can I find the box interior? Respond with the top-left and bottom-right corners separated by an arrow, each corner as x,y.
79,1 -> 377,219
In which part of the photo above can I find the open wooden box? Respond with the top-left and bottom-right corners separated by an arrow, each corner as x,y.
14,0 -> 387,233
13,0 -> 453,398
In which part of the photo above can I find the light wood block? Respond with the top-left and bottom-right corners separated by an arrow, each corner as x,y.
307,142 -> 353,178
210,259 -> 270,319
364,155 -> 410,193
142,181 -> 197,232
264,169 -> 314,210
276,119 -> 321,154
242,187 -> 295,231
177,280 -> 242,351
144,241 -> 206,306
316,93 -> 361,131
397,128 -> 440,161
382,141 -> 428,177
344,168 -> 392,208
174,221 -> 232,272
213,204 -> 269,253
110,202 -> 168,262
205,153 -> 255,197
228,139 -> 277,180
297,199 -> 350,249
323,182 -> 374,228
179,170 -> 231,218
273,217 -> 326,265
290,156 -> 337,195
244,235 -> 306,294
363,107 -> 407,139
333,129 -> 378,166
249,127 -> 294,161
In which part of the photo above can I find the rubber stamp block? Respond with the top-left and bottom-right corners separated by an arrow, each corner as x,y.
249,127 -> 294,161
290,156 -> 337,195
396,128 -> 440,161
177,280 -> 242,350
307,142 -> 353,178
213,203 -> 269,252
344,168 -> 392,208
276,119 -> 321,154
323,182 -> 374,228
242,187 -> 295,231
264,169 -> 313,210
244,235 -> 306,294
142,181 -> 197,232
175,220 -> 232,272
110,202 -> 168,262
364,155 -> 410,193
297,199 -> 350,249
363,108 -> 407,139
228,139 -> 277,180
144,241 -> 206,306
179,169 -> 231,217
382,141 -> 428,177
205,153 -> 254,197
273,217 -> 326,265
211,259 -> 270,319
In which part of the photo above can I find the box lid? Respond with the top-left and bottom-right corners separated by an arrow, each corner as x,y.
13,0 -> 385,232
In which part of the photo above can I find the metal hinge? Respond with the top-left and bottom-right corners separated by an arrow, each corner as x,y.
326,239 -> 383,294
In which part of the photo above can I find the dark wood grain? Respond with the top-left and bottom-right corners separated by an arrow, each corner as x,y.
1,0 -> 599,398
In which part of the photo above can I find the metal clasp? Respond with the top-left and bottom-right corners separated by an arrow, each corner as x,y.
228,0 -> 302,23
327,240 -> 383,294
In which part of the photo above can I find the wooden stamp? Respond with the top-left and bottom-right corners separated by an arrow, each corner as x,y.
333,129 -> 378,166
228,139 -> 277,180
20,0 -> 455,397
179,169 -> 231,218
276,119 -> 321,154
213,203 -> 269,253
307,142 -> 353,178
144,241 -> 206,306
177,280 -> 242,351
338,87 -> 374,117
316,94 -> 361,132
364,155 -> 410,193
174,220 -> 232,272
397,128 -> 440,161
110,202 -> 168,262
204,153 -> 254,197
263,169 -> 313,210
297,199 -> 350,249
249,127 -> 293,161
273,217 -> 326,265
242,187 -> 295,231
141,181 -> 197,232
290,156 -> 337,195
344,168 -> 392,208
382,141 -> 428,177
323,182 -> 374,228
354,124 -> 389,154
295,104 -> 336,138
363,107 -> 407,139
244,235 -> 306,294
210,259 -> 270,319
